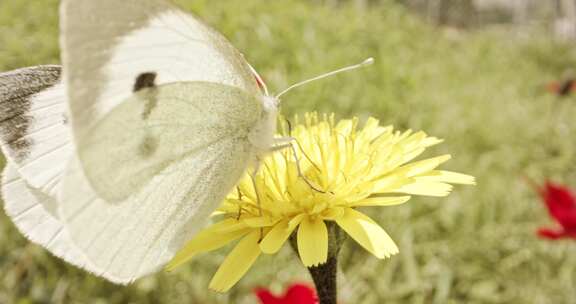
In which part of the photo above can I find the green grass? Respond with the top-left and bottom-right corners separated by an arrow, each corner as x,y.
2,0 -> 576,303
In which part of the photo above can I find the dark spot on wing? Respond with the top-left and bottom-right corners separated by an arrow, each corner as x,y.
0,65 -> 61,161
134,72 -> 159,120
139,135 -> 157,158
133,72 -> 157,92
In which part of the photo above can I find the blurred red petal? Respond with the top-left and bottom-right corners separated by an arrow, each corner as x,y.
566,229 -> 576,239
537,227 -> 565,240
284,283 -> 318,304
255,283 -> 317,304
546,81 -> 560,93
545,80 -> 576,96
542,182 -> 576,230
255,288 -> 282,304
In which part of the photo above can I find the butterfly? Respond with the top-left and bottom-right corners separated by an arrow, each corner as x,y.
0,0 -> 372,284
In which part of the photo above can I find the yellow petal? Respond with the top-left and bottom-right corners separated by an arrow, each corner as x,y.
336,119 -> 354,136
422,136 -> 443,147
243,216 -> 279,228
321,207 -> 346,220
259,219 -> 298,254
416,170 -> 476,185
213,219 -> 249,233
400,147 -> 426,164
209,231 -> 262,292
211,210 -> 226,216
236,178 -> 257,202
166,219 -> 250,271
395,181 -> 453,196
336,208 -> 398,258
297,216 -> 328,267
372,175 -> 412,193
351,196 -> 411,207
397,155 -> 451,177
288,213 -> 306,230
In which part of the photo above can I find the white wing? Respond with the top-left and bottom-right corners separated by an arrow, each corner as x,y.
0,66 -> 117,279
58,0 -> 268,283
60,0 -> 259,141
73,82 -> 262,202
59,81 -> 261,282
60,137 -> 253,283
1,165 -> 89,270
0,66 -> 72,197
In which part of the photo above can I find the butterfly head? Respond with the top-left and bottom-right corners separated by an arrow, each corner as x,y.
248,58 -> 374,153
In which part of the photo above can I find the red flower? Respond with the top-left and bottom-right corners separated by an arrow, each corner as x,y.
255,283 -> 318,304
536,182 -> 576,240
546,79 -> 576,97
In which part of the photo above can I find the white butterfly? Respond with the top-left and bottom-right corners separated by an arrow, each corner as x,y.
0,0 -> 372,284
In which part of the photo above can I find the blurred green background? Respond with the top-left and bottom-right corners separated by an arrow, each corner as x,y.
2,0 -> 576,303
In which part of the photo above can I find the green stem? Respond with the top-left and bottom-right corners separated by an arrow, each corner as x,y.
290,222 -> 347,304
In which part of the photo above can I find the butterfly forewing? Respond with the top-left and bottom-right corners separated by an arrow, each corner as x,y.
60,0 -> 259,139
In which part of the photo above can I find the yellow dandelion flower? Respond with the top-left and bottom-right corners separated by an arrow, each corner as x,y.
166,113 -> 475,292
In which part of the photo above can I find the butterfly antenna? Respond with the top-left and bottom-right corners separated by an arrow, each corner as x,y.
276,57 -> 375,99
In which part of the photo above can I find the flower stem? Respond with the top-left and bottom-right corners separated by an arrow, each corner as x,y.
290,222 -> 347,304
307,254 -> 338,304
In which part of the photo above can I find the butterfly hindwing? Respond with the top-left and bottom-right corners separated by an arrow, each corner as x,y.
1,165 -> 92,272
60,136 -> 253,282
76,82 -> 262,202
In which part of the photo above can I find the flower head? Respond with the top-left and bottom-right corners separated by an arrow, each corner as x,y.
255,283 -> 317,304
536,182 -> 576,240
167,113 -> 474,292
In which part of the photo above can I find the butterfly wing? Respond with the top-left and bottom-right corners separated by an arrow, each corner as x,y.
60,0 -> 260,201
0,66 -> 117,277
59,82 -> 261,282
59,0 -> 265,282
0,66 -> 72,196
60,0 -> 258,139
73,82 -> 261,202
61,134 -> 253,282
0,165 -> 112,275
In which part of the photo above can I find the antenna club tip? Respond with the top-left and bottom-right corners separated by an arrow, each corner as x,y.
362,57 -> 375,66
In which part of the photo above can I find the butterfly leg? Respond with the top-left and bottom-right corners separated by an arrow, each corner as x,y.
270,137 -> 325,194
281,117 -> 322,172
236,187 -> 244,220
